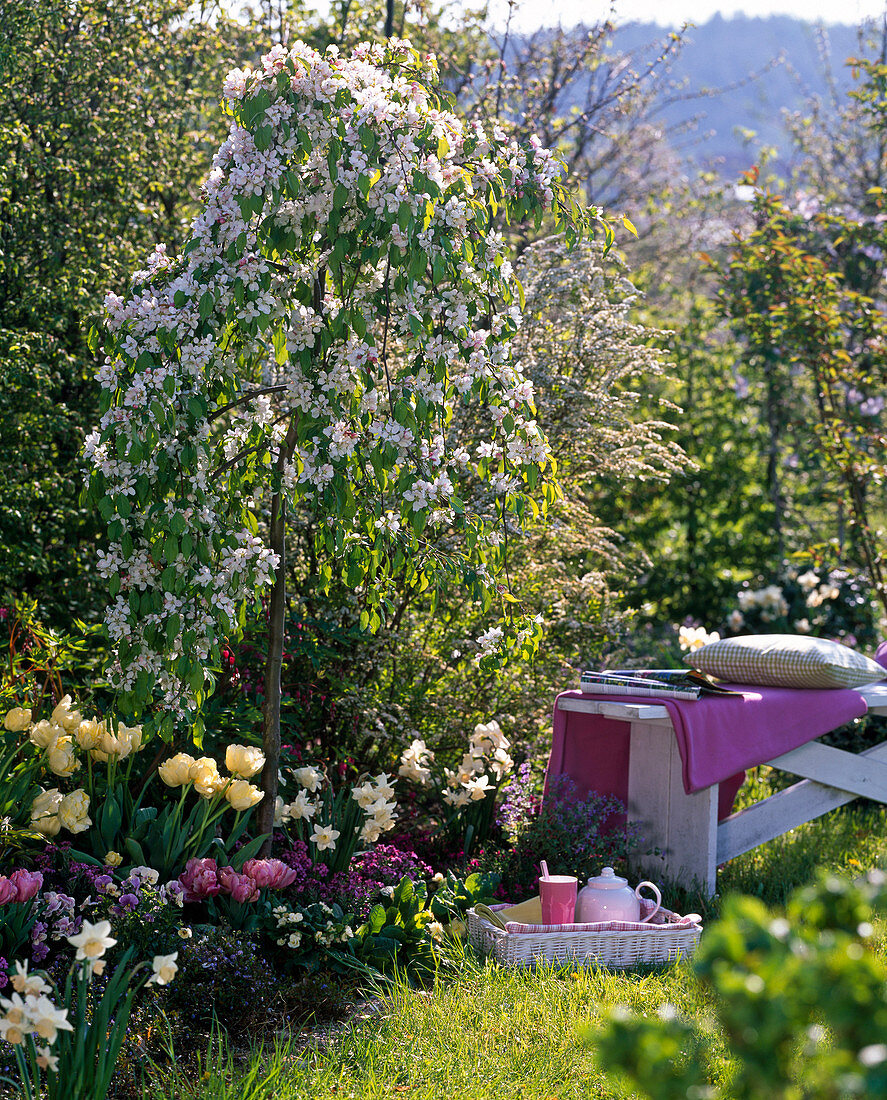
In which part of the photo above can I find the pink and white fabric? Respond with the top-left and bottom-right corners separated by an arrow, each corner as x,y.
546,683 -> 869,819
486,900 -> 700,935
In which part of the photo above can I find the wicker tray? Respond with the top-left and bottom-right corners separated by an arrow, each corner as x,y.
467,905 -> 701,969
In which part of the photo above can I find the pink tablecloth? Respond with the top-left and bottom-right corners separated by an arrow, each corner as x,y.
546,684 -> 869,821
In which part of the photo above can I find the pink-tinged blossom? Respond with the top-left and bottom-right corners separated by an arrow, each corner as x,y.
86,38 -> 575,720
242,858 -> 298,890
218,866 -> 259,902
9,869 -> 43,902
0,877 -> 16,905
178,858 -> 222,902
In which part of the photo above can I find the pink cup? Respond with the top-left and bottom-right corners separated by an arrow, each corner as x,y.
540,875 -> 578,924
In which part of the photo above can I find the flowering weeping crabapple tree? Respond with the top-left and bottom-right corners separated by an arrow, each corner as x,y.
85,37 -> 601,844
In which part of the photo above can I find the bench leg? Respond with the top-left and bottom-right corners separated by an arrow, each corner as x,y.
627,720 -> 719,895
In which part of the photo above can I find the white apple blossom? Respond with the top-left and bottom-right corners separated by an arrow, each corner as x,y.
86,38 -> 592,730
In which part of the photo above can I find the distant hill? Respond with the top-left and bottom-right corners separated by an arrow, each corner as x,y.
612,14 -> 866,176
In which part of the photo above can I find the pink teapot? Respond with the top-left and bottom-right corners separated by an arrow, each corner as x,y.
576,866 -> 662,923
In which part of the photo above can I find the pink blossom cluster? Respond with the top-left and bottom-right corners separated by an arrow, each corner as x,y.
87,37 -> 586,715
0,870 -> 43,905
178,857 -> 297,903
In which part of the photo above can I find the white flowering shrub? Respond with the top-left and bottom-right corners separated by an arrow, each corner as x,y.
85,37 -> 599,740
397,719 -> 513,855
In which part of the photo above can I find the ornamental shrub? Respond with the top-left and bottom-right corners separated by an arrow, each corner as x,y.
85,36 -> 600,840
593,869 -> 887,1100
482,772 -> 643,900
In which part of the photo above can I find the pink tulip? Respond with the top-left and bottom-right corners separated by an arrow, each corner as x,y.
0,876 -> 16,905
9,869 -> 43,902
219,865 -> 259,903
242,858 -> 298,890
178,857 -> 222,902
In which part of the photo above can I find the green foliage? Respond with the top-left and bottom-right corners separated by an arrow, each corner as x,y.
0,0 -> 252,624
115,788 -> 264,882
594,869 -> 887,1100
717,183 -> 887,612
427,870 -> 499,923
0,601 -> 109,716
356,875 -> 438,979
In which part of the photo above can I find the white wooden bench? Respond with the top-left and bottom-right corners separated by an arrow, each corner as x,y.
556,683 -> 887,894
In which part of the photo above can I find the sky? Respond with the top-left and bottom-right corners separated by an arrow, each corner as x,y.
483,0 -> 886,30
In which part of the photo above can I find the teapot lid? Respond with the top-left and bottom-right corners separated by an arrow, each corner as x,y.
585,866 -> 628,889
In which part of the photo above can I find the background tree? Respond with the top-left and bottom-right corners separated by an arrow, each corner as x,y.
0,0 -> 252,622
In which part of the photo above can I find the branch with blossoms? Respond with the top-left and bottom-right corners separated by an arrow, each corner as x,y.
84,36 -> 604,850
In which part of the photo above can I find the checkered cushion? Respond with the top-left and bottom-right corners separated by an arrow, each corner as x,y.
684,634 -> 886,689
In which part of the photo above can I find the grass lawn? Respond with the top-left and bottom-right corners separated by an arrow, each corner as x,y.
136,787 -> 887,1100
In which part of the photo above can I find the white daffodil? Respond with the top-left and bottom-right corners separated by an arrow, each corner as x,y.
310,824 -> 340,851
286,790 -> 318,820
36,1046 -> 60,1071
368,773 -> 396,800
10,961 -> 50,997
463,774 -> 493,801
351,781 -> 378,809
67,919 -> 117,960
293,766 -> 322,792
26,995 -> 73,1043
149,952 -> 179,986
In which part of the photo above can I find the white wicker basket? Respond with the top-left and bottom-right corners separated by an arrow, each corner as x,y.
467,905 -> 701,969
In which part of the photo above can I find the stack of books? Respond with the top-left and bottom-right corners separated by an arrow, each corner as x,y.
579,669 -> 740,701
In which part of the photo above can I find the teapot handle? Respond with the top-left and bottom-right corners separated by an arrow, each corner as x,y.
635,881 -> 662,923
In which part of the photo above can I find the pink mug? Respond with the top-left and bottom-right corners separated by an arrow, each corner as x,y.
539,875 -> 578,924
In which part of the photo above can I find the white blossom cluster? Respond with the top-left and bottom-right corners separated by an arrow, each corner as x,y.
737,585 -> 790,621
86,37 -> 581,718
442,720 -> 514,807
395,720 -> 514,809
277,765 -> 398,847
271,902 -> 353,949
398,736 -> 434,784
350,771 -> 398,843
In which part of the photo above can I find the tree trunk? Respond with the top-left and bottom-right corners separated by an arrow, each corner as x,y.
258,488 -> 287,854
257,275 -> 321,853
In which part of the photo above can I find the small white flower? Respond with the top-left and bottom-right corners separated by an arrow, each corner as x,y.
67,920 -> 117,960
310,824 -> 340,851
149,952 -> 179,986
678,625 -> 719,652
35,1046 -> 59,1072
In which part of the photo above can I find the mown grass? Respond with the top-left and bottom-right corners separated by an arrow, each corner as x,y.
144,954 -> 728,1100
135,793 -> 887,1100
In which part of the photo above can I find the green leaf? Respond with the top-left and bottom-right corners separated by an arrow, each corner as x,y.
367,904 -> 387,934
393,876 -> 415,907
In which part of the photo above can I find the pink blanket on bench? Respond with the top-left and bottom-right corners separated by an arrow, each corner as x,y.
547,684 -> 869,817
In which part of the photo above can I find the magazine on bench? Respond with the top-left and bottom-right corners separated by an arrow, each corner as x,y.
579,668 -> 742,701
